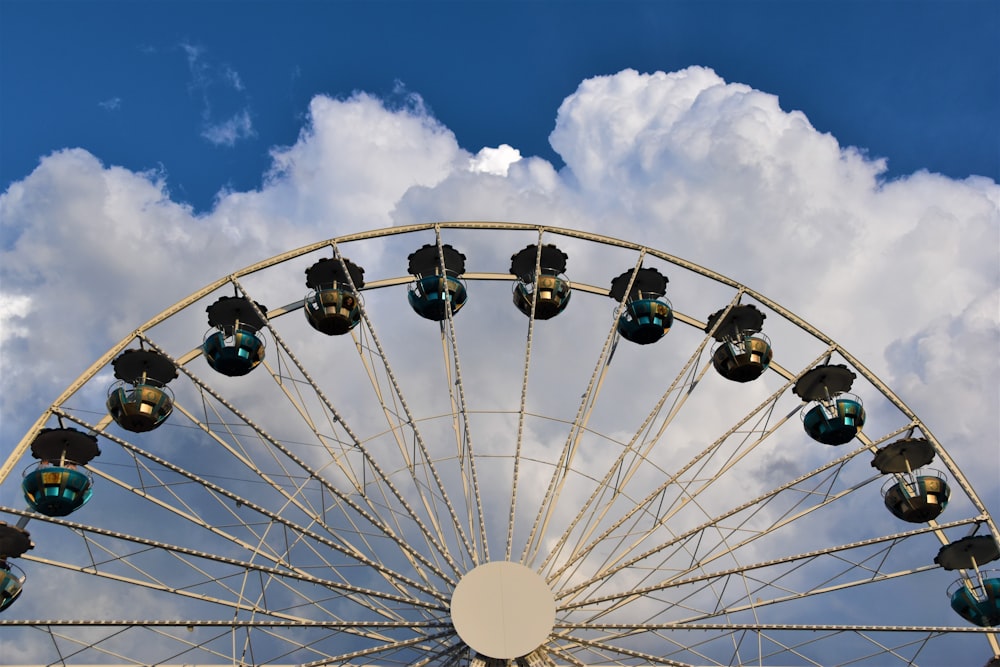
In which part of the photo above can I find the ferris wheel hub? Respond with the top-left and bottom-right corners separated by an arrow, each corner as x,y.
450,561 -> 555,659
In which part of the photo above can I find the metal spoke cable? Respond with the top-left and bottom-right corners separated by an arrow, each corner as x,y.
135,333 -> 457,593
434,225 -> 489,566
537,255 -> 707,579
523,249 -> 647,568
327,243 -> 476,573
545,347 -> 822,588
556,444 -> 952,608
232,278 -> 466,581
507,228 -> 545,562
54,409 -> 448,604
543,321 -> 721,585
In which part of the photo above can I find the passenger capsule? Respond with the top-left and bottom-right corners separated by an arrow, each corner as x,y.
202,296 -> 267,376
610,267 -> 673,345
706,304 -> 773,382
304,256 -> 365,335
794,364 -> 865,445
936,536 -> 1000,627
107,348 -> 178,432
0,523 -> 33,613
872,437 -> 950,523
510,243 -> 571,320
406,244 -> 468,321
22,427 -> 100,517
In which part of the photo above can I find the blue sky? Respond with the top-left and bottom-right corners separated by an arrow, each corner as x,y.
1,1 -> 999,665
2,0 -> 997,213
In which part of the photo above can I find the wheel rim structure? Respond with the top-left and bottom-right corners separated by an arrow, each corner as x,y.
1,222 -> 997,666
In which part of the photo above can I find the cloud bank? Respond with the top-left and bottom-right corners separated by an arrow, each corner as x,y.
0,67 -> 997,662
3,64 -> 997,493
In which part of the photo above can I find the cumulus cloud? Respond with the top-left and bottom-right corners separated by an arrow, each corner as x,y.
1,67 -> 997,664
0,293 -> 31,344
3,62 -> 996,524
469,144 -> 522,176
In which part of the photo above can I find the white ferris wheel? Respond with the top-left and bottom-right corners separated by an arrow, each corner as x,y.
1,222 -> 997,667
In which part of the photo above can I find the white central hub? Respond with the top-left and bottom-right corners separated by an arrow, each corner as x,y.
450,561 -> 555,659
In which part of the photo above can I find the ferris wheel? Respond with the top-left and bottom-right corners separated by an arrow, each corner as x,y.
1,221 -> 997,666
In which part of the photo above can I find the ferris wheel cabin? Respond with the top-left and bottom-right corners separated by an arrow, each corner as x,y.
106,348 -> 178,432
406,243 -> 468,321
936,536 -> 1000,627
0,524 -> 33,613
872,437 -> 951,523
510,243 -> 572,320
202,296 -> 268,376
706,304 -> 773,382
794,364 -> 866,445
21,427 -> 101,517
609,267 -> 673,345
304,256 -> 365,335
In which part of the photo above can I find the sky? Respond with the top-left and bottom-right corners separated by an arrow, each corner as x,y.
0,1 -> 999,665
1,1 -> 998,214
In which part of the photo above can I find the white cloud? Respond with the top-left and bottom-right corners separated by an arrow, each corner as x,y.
4,62 -> 996,520
261,91 -> 463,226
178,42 -> 255,147
223,64 -> 244,91
98,96 -> 122,111
1,67 -> 997,664
180,42 -> 209,91
469,144 -> 522,176
201,107 -> 256,146
0,293 -> 31,344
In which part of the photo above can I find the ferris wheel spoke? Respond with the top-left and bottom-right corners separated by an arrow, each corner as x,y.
10,621 -> 448,667
156,625 -> 246,666
301,629 -> 455,667
437,318 -> 488,564
549,344 -> 849,601
251,347 -> 460,591
634,356 -> 825,529
407,636 -> 468,667
548,387 -> 799,598
564,470 -> 928,607
134,333 -> 459,595
557,621 -> 994,633
554,622 -> 753,667
635,422 -> 918,588
43,625 -> 148,667
557,632 -> 695,666
19,550 -> 318,623
319,265 -> 478,575
507,230 -> 547,561
553,625 -> 974,667
544,643 -> 588,666
546,291 -> 748,569
564,519 -> 979,625
752,630 -> 827,667
3,506 -> 444,620
432,228 -> 490,565
540,300 -> 729,580
55,403 -> 452,607
228,278 -> 473,579
349,327 -> 466,571
521,252 -> 648,568
557,461 -> 970,612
